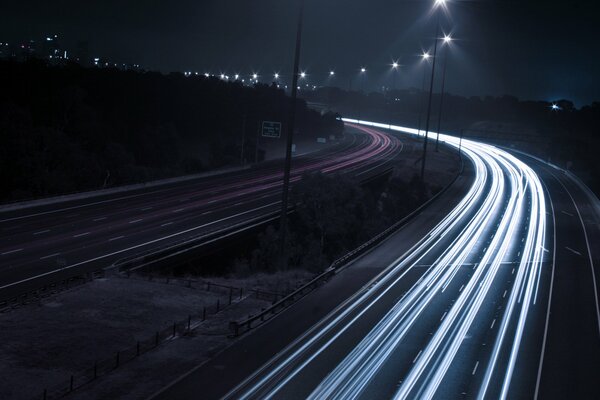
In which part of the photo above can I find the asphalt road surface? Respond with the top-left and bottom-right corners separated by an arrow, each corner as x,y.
0,124 -> 403,300
153,121 -> 599,399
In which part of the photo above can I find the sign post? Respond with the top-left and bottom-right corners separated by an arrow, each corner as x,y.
261,121 -> 282,138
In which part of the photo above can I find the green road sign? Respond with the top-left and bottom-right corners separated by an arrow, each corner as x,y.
262,121 -> 282,138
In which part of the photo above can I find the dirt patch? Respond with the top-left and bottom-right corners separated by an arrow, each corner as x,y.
0,270 -> 311,400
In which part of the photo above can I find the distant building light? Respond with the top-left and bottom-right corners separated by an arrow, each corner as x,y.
46,37 -> 52,41
551,103 -> 561,111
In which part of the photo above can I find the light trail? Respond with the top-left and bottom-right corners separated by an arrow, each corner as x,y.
225,119 -> 548,400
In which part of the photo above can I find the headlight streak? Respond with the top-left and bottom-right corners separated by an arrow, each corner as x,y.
227,119 -> 547,400
226,135 -> 490,400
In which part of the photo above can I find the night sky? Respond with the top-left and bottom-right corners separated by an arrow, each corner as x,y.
2,0 -> 599,106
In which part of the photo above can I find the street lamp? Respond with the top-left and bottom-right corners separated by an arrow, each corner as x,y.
330,70 -> 335,76
300,71 -> 306,78
435,34 -> 452,152
274,73 -> 280,80
391,61 -> 400,92
417,52 -> 432,136
420,0 -> 446,182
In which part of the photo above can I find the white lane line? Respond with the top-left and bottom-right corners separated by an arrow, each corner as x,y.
565,246 -> 582,256
208,200 -> 217,204
561,210 -> 574,217
413,350 -> 422,364
459,284 -> 464,292
129,219 -> 143,224
173,209 -> 185,213
234,202 -> 245,206
554,173 -> 600,337
440,312 -> 447,321
161,222 -> 173,227
141,207 -> 153,211
490,319 -> 496,329
73,232 -> 90,238
33,229 -> 51,235
503,290 -> 508,298
541,246 -> 550,253
472,361 -> 480,375
109,236 -> 124,242
93,217 -> 107,222
40,253 -> 61,260
1,248 -> 23,255
535,178 -> 557,400
0,201 -> 281,292
201,211 -> 212,215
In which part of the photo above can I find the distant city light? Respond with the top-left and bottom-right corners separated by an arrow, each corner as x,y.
300,72 -> 306,78
392,62 -> 399,69
234,74 -> 239,80
330,71 -> 335,76
274,73 -> 279,79
551,103 -> 560,111
422,52 -> 431,60
360,67 -> 366,73
252,73 -> 258,80
204,73 -> 210,77
443,34 -> 452,43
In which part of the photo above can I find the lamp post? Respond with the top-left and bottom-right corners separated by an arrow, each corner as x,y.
418,52 -> 431,136
360,67 -> 367,92
420,0 -> 446,182
435,34 -> 452,152
279,0 -> 305,269
391,61 -> 399,93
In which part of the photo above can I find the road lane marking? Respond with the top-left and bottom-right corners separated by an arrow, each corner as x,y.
472,361 -> 479,375
33,229 -> 51,235
161,222 -> 173,227
459,284 -> 464,292
201,211 -> 212,215
141,207 -> 153,211
173,209 -> 185,213
129,219 -> 143,224
561,210 -> 574,217
490,319 -> 496,329
40,253 -> 61,260
440,312 -> 447,321
565,247 -> 582,256
93,217 -> 107,222
1,248 -> 23,255
503,290 -> 507,298
413,350 -> 422,364
109,236 -> 124,241
73,232 -> 90,238
0,201 -> 282,292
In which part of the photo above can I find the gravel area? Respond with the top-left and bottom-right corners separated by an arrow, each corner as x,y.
0,271 -> 311,400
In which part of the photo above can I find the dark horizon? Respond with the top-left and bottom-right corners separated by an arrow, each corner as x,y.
2,0 -> 599,107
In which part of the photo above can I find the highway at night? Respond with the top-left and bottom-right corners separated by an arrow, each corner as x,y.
155,121 -> 600,399
0,125 -> 401,301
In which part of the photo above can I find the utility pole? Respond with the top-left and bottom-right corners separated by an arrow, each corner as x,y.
420,13 -> 441,182
435,44 -> 448,152
279,0 -> 305,269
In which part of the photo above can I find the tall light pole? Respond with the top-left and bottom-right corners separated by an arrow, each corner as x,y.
360,67 -> 367,92
418,52 -> 431,136
420,0 -> 445,182
391,61 -> 399,93
279,0 -> 305,269
435,34 -> 452,152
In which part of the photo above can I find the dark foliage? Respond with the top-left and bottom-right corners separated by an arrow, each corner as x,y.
250,171 -> 432,273
0,59 -> 342,202
304,87 -> 600,193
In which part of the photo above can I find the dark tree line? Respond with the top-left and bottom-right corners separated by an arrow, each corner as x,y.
305,87 -> 600,193
0,60 -> 342,202
248,171 -> 430,273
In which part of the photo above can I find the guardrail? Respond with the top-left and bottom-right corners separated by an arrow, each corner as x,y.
229,151 -> 465,337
